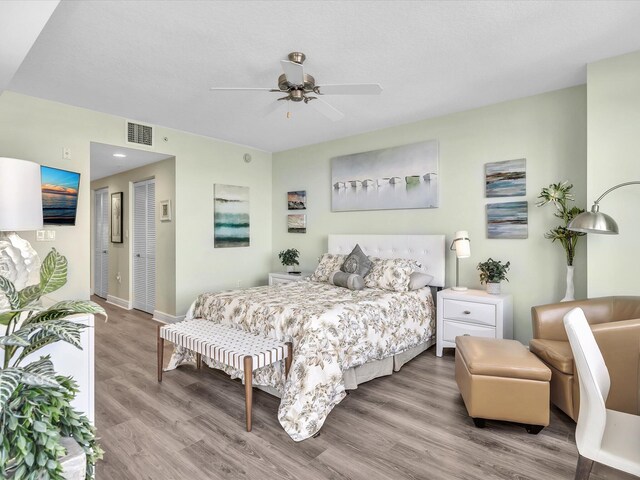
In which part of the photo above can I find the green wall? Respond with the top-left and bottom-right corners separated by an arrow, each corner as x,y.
0,91 -> 273,315
587,51 -> 640,297
272,86 -> 588,343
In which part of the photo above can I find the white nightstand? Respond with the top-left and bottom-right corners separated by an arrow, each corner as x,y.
436,288 -> 513,357
268,272 -> 312,286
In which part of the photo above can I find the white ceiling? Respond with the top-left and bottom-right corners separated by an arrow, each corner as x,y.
0,1 -> 58,92
90,142 -> 173,181
8,1 -> 640,152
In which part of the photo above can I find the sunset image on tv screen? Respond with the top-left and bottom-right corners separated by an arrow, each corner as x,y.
41,166 -> 80,225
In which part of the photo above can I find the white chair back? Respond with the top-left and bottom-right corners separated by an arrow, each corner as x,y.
563,307 -> 611,458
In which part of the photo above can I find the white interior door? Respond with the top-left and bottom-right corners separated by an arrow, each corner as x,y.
93,188 -> 109,299
132,179 -> 156,314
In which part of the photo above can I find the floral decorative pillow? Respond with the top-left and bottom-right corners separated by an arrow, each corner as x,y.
365,257 -> 423,292
310,253 -> 347,283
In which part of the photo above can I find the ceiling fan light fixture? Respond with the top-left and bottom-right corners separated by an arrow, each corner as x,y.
287,52 -> 306,64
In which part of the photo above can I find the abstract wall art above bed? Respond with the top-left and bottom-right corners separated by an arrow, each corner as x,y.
485,158 -> 526,197
331,140 -> 439,211
486,201 -> 528,239
214,184 -> 250,248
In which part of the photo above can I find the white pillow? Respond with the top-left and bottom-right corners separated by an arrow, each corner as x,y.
409,272 -> 434,290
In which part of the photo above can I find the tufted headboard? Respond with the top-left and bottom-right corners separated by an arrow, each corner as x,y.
327,234 -> 446,287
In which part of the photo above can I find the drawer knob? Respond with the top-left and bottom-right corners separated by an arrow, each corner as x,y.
463,310 -> 471,315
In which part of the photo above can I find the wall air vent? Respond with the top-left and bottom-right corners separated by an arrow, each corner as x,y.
126,121 -> 153,147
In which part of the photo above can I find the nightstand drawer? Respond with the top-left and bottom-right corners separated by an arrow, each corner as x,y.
443,299 -> 496,327
270,277 -> 292,285
443,320 -> 495,342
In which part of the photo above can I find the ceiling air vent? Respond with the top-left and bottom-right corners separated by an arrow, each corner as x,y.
126,121 -> 153,147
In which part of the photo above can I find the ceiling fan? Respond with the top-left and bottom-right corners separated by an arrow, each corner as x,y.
210,52 -> 383,121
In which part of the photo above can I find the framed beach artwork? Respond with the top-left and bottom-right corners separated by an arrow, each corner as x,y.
287,214 -> 306,233
485,158 -> 526,197
486,201 -> 528,239
331,140 -> 439,212
41,166 -> 80,225
110,192 -> 123,243
214,184 -> 250,248
288,190 -> 306,210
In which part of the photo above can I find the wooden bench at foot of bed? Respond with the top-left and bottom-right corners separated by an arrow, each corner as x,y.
157,319 -> 292,432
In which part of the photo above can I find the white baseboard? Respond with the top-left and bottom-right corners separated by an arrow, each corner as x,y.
152,310 -> 185,324
106,295 -> 132,310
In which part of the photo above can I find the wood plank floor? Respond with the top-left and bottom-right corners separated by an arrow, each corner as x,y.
93,296 -> 635,480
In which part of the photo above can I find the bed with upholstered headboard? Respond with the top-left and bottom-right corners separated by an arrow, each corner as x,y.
173,234 -> 445,441
327,234 -> 445,386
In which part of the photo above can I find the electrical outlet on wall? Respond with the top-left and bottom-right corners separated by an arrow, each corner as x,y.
63,147 -> 71,160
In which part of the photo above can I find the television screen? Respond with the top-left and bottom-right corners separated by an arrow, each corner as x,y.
41,166 -> 81,226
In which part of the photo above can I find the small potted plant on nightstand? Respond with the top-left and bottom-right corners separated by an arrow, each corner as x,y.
278,248 -> 300,274
477,258 -> 510,294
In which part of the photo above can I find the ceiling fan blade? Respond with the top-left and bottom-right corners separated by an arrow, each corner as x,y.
309,98 -> 344,122
280,60 -> 305,85
261,100 -> 287,117
316,84 -> 383,95
209,87 -> 274,91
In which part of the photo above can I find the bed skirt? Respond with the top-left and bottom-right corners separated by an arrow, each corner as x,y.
255,338 -> 435,398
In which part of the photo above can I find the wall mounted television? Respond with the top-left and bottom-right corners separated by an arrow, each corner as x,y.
41,166 -> 81,226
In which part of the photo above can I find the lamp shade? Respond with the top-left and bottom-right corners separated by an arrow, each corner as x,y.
453,230 -> 471,258
0,158 -> 43,231
567,211 -> 618,235
568,206 -> 619,235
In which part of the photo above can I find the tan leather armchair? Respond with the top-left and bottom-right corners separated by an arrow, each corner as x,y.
530,296 -> 640,421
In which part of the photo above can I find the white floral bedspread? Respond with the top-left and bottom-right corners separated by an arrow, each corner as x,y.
168,281 -> 435,441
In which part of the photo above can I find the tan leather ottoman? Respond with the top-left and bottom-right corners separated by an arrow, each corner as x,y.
455,336 -> 552,434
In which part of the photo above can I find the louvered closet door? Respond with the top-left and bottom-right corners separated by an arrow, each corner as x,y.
94,189 -> 109,299
132,179 -> 156,314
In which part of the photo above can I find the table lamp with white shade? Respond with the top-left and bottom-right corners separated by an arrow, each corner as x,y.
450,230 -> 471,291
0,158 -> 44,310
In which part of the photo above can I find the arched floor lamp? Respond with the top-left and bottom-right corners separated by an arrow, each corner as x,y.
568,181 -> 640,234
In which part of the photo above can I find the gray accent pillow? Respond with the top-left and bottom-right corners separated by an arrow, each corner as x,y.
409,272 -> 434,290
340,244 -> 373,277
329,271 -> 365,290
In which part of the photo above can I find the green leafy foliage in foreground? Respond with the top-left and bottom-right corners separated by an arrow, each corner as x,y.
0,375 -> 104,479
0,248 -> 107,478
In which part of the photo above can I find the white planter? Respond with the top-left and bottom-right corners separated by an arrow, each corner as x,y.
561,265 -> 575,302
486,282 -> 501,295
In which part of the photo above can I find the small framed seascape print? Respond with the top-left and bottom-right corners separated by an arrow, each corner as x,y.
288,190 -> 306,210
486,201 -> 528,239
287,214 -> 306,233
485,159 -> 526,198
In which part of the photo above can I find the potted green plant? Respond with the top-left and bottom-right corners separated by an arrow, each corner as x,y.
0,248 -> 106,479
536,181 -> 585,301
477,258 -> 510,294
278,248 -> 300,274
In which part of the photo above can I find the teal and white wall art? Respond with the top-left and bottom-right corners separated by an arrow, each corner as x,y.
485,158 -> 526,197
214,184 -> 250,248
486,201 -> 528,239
